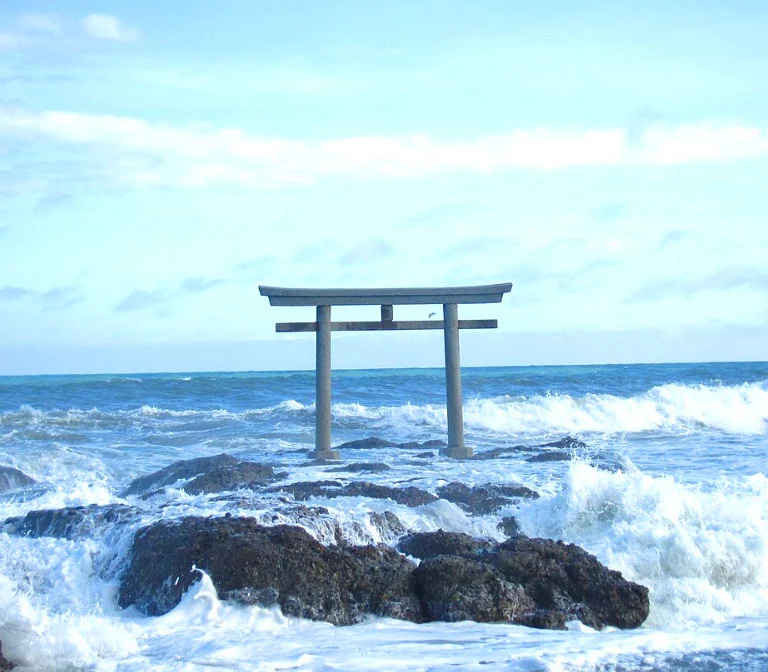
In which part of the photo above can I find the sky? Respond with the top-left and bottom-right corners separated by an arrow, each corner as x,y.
1,0 -> 767,375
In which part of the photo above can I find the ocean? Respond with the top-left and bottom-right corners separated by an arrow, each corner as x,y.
1,361 -> 767,671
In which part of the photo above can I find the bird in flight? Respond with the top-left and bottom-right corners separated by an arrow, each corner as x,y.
428,312 -> 437,318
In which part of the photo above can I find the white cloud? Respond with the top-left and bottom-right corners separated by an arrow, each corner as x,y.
1,107 -> 767,191
18,13 -> 63,35
81,14 -> 139,43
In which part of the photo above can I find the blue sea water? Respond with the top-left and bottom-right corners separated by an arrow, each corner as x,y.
1,362 -> 767,670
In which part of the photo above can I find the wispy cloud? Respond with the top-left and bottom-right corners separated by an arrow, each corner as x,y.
658,230 -> 689,248
0,12 -> 139,52
2,108 -> 768,193
0,284 -> 82,309
339,239 -> 393,265
624,266 -> 768,304
115,276 -> 226,312
80,14 -> 140,43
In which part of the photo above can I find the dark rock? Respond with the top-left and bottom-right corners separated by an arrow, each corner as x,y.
526,451 -> 571,463
268,480 -> 344,500
436,482 -> 539,514
413,555 -> 533,623
0,641 -> 14,671
122,454 -> 279,497
121,454 -> 240,496
490,536 -> 649,629
4,504 -> 137,539
335,437 -> 397,450
536,436 -> 586,450
0,466 -> 35,493
398,530 -> 495,559
497,516 -> 522,537
412,452 -> 434,459
271,480 -> 437,507
334,437 -> 447,451
118,517 -> 422,624
327,462 -> 391,474
340,482 -> 437,507
184,462 -> 280,494
398,530 -> 649,630
368,511 -> 407,540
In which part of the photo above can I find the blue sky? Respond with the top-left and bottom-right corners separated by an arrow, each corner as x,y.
1,1 -> 767,374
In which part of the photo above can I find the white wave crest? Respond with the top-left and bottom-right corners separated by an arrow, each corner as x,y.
519,461 -> 768,627
325,381 -> 768,436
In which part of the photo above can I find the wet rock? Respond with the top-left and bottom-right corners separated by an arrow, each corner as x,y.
121,454 -> 278,497
0,641 -> 14,671
436,482 -> 539,514
413,555 -> 533,623
368,511 -> 407,541
271,480 -> 437,507
268,480 -> 344,500
399,530 -> 649,630
341,482 -> 437,507
3,504 -> 137,539
185,462 -> 281,495
490,536 -> 649,629
536,436 -> 586,450
335,437 -> 447,451
118,517 -> 422,624
398,530 -> 495,559
335,437 -> 397,450
412,452 -> 435,459
327,462 -> 391,474
497,516 -> 522,537
473,446 -> 533,460
526,451 -> 571,463
0,466 -> 35,493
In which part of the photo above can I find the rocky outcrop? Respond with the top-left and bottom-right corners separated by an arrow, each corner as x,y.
335,437 -> 446,451
327,462 -> 391,473
121,454 -> 281,497
368,511 -> 407,541
271,480 -> 437,507
3,504 -> 137,539
435,482 -> 539,514
400,531 -> 649,629
0,466 -> 35,493
526,451 -> 571,463
118,519 -> 649,631
117,516 -> 422,624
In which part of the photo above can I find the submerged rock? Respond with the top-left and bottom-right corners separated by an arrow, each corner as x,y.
4,504 -> 137,539
368,510 -> 407,541
270,480 -> 437,507
121,454 -> 279,497
327,462 -> 391,474
118,517 -> 422,624
526,451 -> 571,463
0,641 -> 14,671
436,482 -> 539,514
497,516 -> 522,538
334,437 -> 447,451
0,466 -> 35,493
536,436 -> 586,450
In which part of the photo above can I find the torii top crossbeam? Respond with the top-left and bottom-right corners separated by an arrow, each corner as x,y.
259,283 -> 512,460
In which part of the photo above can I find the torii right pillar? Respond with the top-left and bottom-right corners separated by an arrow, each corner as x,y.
442,302 -> 469,458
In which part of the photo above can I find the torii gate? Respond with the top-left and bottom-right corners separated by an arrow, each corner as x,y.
259,283 -> 512,460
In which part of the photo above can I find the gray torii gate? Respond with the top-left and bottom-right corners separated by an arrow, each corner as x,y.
259,283 -> 512,460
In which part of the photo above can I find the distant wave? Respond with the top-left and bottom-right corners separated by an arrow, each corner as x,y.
2,381 -> 766,436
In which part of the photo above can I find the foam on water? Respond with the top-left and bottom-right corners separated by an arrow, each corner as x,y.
520,460 -> 768,628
